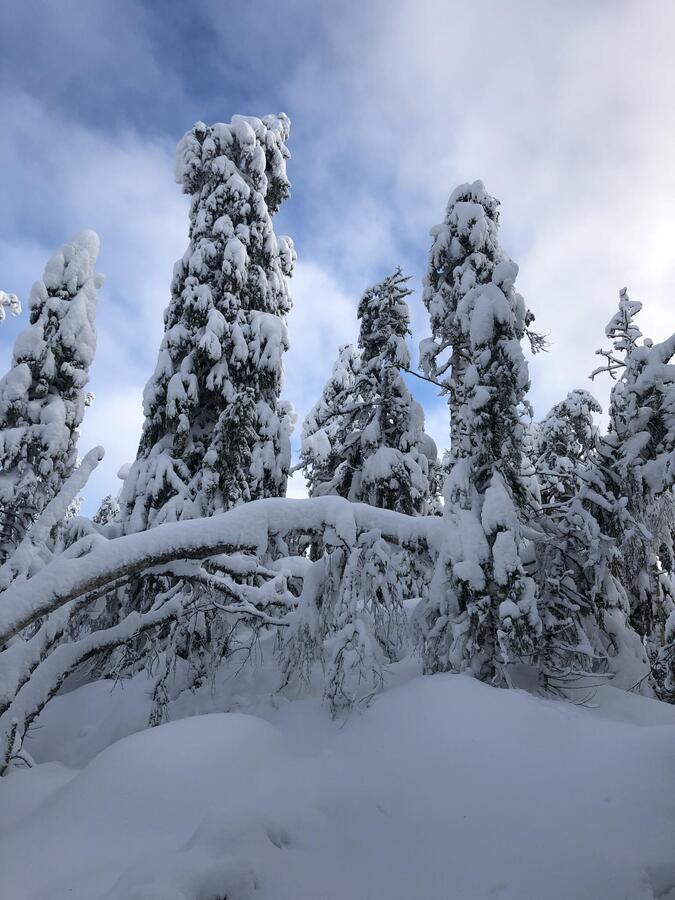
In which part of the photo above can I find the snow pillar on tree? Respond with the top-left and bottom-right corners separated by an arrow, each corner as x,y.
119,114 -> 295,534
0,231 -> 101,558
419,181 -> 541,683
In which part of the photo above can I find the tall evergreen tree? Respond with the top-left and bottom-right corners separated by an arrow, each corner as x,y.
102,116 -> 295,697
290,271 -> 435,712
301,269 -> 433,515
592,288 -> 675,693
532,390 -> 619,682
419,181 -> 541,683
0,232 -> 100,558
119,114 -> 295,534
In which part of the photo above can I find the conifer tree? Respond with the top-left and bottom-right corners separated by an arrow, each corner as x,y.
119,114 -> 295,534
419,182 -> 541,683
101,116 -> 295,697
290,271 -> 435,711
532,390 -> 618,680
301,269 -> 433,515
301,344 -> 361,499
592,288 -> 675,692
92,494 -> 120,526
0,232 -> 101,558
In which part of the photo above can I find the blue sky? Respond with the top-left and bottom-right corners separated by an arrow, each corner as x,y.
1,0 -> 675,512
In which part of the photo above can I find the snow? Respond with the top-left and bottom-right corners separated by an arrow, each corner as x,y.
1,668 -> 674,900
0,290 -> 21,320
0,231 -> 101,537
302,269 -> 434,515
0,495 -> 441,648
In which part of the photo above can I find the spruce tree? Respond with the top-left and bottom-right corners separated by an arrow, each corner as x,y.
92,494 -> 120,526
592,288 -> 675,693
0,232 -> 100,558
119,114 -> 295,534
101,116 -> 295,698
419,182 -> 541,683
301,269 -> 433,515
301,343 -> 361,499
291,271 -> 435,711
532,390 -> 617,681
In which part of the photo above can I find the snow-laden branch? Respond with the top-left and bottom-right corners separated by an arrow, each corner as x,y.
0,291 -> 21,321
0,495 -> 439,770
0,447 -> 105,590
0,599 -> 183,773
0,497 -> 440,647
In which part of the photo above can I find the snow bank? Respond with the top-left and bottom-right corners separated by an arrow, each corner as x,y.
1,672 -> 674,900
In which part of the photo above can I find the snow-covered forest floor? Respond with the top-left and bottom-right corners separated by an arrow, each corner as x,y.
2,636 -> 675,900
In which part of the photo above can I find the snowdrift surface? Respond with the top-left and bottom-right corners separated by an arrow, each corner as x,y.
1,675 -> 675,900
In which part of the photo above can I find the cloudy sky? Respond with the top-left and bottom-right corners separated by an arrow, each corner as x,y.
1,0 -> 674,512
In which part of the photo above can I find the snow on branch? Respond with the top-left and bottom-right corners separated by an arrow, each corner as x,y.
0,292 -> 21,321
0,495 -> 439,769
0,496 -> 438,647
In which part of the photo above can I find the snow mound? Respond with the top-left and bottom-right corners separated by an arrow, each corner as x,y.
1,676 -> 675,899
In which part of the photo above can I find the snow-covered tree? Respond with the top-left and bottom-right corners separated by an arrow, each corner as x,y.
95,115 -> 296,700
0,232 -> 101,559
293,271 -> 436,709
535,390 -> 601,503
592,288 -> 675,692
301,269 -> 433,515
0,488 -> 434,768
119,114 -> 295,534
351,269 -> 433,514
418,181 -> 541,684
301,344 -> 361,500
530,390 -> 623,682
594,288 -> 675,497
92,494 -> 120,526
279,522 -> 418,716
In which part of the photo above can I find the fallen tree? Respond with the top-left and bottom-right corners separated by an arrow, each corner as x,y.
0,452 -> 440,771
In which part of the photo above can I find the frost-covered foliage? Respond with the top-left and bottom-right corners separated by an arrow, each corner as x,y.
0,291 -> 21,321
302,269 -> 434,515
592,288 -> 675,694
0,232 -> 100,560
295,271 -> 436,706
531,389 -> 628,682
418,182 -> 541,683
280,528 -> 419,715
0,491 -> 439,769
119,114 -> 295,534
92,494 -> 120,526
301,344 -> 361,500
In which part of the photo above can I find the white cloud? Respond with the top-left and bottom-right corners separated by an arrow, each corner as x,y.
3,0 -> 675,512
283,259 -> 358,429
279,0 -> 675,421
78,388 -> 146,511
